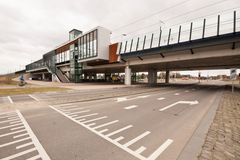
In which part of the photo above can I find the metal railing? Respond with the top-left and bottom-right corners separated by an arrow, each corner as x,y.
119,10 -> 240,54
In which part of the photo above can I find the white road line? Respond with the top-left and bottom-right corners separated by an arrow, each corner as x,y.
113,136 -> 124,142
185,90 -> 189,92
55,103 -> 77,107
87,123 -> 96,127
74,113 -> 99,119
123,131 -> 151,147
8,116 -> 18,120
10,120 -> 21,124
7,96 -> 13,104
50,105 -> 148,160
0,118 -> 19,124
16,110 -> 51,160
106,125 -> 133,137
159,100 -> 199,112
0,129 -> 26,138
0,137 -> 31,147
147,139 -> 173,160
117,95 -> 150,102
174,93 -> 180,96
78,118 -> 86,122
11,126 -> 25,131
67,110 -> 90,116
1,148 -> 37,160
157,97 -> 165,101
124,105 -> 138,110
13,133 -> 28,139
16,142 -> 34,149
93,120 -> 119,130
28,94 -> 39,101
135,146 -> 146,154
0,123 -> 22,130
0,111 -> 15,116
99,129 -> 109,134
0,114 -> 17,119
82,116 -> 107,124
62,107 -> 84,112
26,154 -> 41,160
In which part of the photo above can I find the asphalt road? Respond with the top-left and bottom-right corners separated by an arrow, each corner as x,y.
0,85 -> 223,160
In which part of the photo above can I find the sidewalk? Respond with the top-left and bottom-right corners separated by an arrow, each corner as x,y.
198,91 -> 240,160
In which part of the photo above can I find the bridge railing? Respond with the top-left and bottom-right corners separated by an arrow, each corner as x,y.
119,10 -> 240,54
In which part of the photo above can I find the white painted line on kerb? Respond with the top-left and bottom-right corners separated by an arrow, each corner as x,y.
0,129 -> 26,138
1,148 -> 37,160
16,110 -> 51,160
7,96 -> 13,104
147,139 -> 173,160
124,131 -> 151,147
28,94 -> 39,101
16,142 -> 34,149
157,97 -> 165,101
124,105 -> 138,110
93,120 -> 119,130
82,116 -> 107,124
106,125 -> 133,137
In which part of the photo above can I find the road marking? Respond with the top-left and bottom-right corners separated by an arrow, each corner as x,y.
0,114 -> 17,119
13,133 -> 28,139
28,94 -> 39,101
11,126 -> 25,130
87,123 -> 96,127
125,105 -> 138,110
7,96 -> 13,104
159,100 -> 199,111
26,154 -> 41,160
10,120 -> 21,124
1,148 -> 37,160
114,136 -> 124,142
99,129 -> 109,133
174,93 -> 180,96
0,123 -> 22,130
124,131 -> 151,147
0,118 -> 19,124
0,111 -> 15,116
0,137 -> 31,148
67,109 -> 90,115
147,139 -> 173,160
16,142 -> 34,149
157,97 -> 165,101
185,90 -> 189,92
16,110 -> 51,160
49,105 -> 172,160
74,113 -> 99,119
117,95 -> 150,102
135,146 -> 146,154
82,116 -> 107,124
93,120 -> 119,130
8,116 -> 19,120
0,129 -> 26,138
106,125 -> 133,137
62,107 -> 84,112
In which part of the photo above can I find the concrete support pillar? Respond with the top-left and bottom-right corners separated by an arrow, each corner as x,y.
125,66 -> 131,85
148,69 -> 157,86
165,70 -> 170,83
42,73 -> 45,80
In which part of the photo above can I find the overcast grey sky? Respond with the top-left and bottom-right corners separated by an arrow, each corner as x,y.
0,0 -> 239,76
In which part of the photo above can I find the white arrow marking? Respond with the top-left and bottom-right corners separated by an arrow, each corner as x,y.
159,100 -> 199,111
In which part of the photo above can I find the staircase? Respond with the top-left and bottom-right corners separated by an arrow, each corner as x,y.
55,67 -> 70,83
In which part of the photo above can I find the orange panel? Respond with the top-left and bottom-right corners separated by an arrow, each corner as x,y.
109,43 -> 119,63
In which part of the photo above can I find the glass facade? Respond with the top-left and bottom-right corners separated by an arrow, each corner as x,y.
78,30 -> 97,60
55,50 -> 70,63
